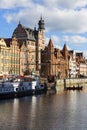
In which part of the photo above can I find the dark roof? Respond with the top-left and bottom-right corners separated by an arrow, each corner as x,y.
4,38 -> 12,47
76,52 -> 83,57
12,22 -> 37,41
62,44 -> 68,52
69,50 -> 74,53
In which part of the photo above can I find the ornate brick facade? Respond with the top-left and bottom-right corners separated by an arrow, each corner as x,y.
41,39 -> 69,79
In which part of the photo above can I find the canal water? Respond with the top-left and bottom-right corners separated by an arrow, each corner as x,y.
0,90 -> 87,130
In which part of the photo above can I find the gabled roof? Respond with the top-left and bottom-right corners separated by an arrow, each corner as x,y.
48,38 -> 54,48
12,22 -> 36,41
0,38 -> 7,47
62,43 -> 68,52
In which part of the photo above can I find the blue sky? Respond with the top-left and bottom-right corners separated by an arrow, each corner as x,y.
1,0 -> 87,57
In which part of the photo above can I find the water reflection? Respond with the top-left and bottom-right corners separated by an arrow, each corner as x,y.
0,91 -> 87,129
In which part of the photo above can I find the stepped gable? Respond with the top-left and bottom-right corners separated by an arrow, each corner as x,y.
48,38 -> 54,47
12,21 -> 36,41
61,43 -> 69,59
62,43 -> 68,52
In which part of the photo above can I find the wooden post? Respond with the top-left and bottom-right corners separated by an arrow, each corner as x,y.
64,78 -> 66,90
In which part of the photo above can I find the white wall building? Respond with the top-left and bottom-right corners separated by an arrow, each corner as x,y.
68,50 -> 79,78
79,62 -> 87,76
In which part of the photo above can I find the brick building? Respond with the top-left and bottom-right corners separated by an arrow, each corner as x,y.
76,52 -> 87,77
41,39 -> 69,79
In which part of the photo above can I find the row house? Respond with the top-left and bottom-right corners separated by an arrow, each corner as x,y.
0,36 -> 87,78
0,17 -> 87,78
0,17 -> 45,76
41,39 -> 87,79
0,37 -> 20,75
79,62 -> 87,76
76,52 -> 87,77
0,38 -> 10,75
68,50 -> 79,78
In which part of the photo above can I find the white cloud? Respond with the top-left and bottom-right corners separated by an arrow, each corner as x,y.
42,0 -> 87,9
3,4 -> 45,26
1,0 -> 87,9
1,0 -> 87,52
0,0 -> 33,9
2,0 -> 87,34
63,35 -> 87,45
45,8 -> 87,33
45,37 -> 49,45
51,35 -> 60,43
51,35 -> 60,48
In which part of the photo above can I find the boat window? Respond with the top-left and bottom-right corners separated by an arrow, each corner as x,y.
29,83 -> 31,85
41,85 -> 42,87
20,82 -> 23,86
22,87 -> 24,90
23,77 -> 36,82
16,88 -> 18,91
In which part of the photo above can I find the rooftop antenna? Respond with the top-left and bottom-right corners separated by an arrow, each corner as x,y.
40,13 -> 43,20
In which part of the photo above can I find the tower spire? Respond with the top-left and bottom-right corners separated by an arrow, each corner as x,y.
38,16 -> 45,30
19,20 -> 21,25
41,14 -> 42,20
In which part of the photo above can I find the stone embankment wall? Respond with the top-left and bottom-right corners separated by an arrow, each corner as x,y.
56,78 -> 87,92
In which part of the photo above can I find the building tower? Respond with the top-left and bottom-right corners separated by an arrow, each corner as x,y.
36,16 -> 45,73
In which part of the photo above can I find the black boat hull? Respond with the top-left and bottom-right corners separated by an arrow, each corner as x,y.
0,88 -> 46,99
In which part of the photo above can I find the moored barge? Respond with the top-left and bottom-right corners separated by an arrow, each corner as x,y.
0,76 -> 46,99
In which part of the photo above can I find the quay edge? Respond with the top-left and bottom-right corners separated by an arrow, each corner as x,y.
55,78 -> 87,92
